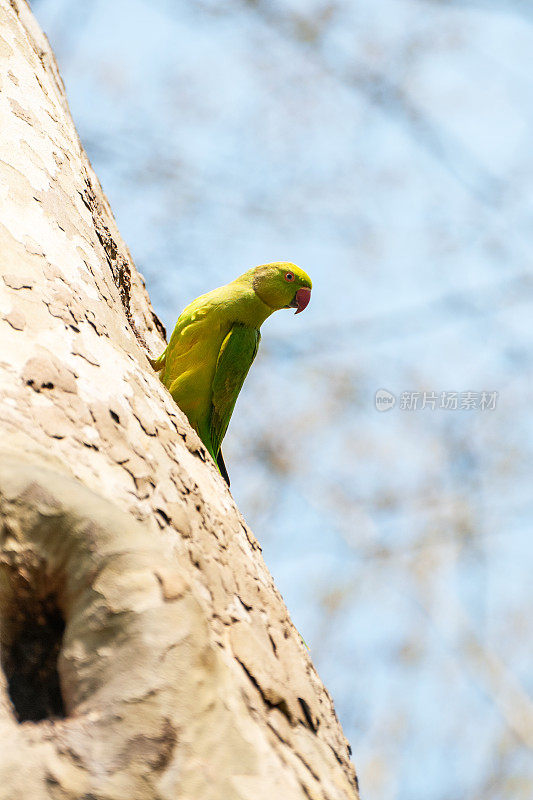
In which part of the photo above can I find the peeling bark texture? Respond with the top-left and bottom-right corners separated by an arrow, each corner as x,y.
0,2 -> 359,798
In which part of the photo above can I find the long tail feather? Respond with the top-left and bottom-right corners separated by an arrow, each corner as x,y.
217,450 -> 230,486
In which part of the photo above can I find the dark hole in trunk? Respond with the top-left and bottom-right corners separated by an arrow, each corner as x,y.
2,591 -> 66,722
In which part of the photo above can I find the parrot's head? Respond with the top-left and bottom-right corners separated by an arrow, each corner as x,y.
250,262 -> 312,315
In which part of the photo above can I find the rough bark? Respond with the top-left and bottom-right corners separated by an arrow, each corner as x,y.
0,2 -> 359,798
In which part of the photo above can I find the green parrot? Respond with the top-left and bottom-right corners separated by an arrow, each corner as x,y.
151,262 -> 312,485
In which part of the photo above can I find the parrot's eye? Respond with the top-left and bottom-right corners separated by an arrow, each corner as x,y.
285,272 -> 295,282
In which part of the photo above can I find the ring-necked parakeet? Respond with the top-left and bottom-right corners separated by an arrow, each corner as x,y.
151,262 -> 312,485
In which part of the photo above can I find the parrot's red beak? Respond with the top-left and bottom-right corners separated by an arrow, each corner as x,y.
294,287 -> 311,314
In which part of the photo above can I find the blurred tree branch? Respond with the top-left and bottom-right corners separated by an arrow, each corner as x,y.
418,0 -> 533,22
237,0 -> 505,205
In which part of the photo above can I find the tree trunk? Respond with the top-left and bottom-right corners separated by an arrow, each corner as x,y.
0,2 -> 359,798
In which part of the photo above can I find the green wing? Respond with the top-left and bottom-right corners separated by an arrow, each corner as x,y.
209,324 -> 260,459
